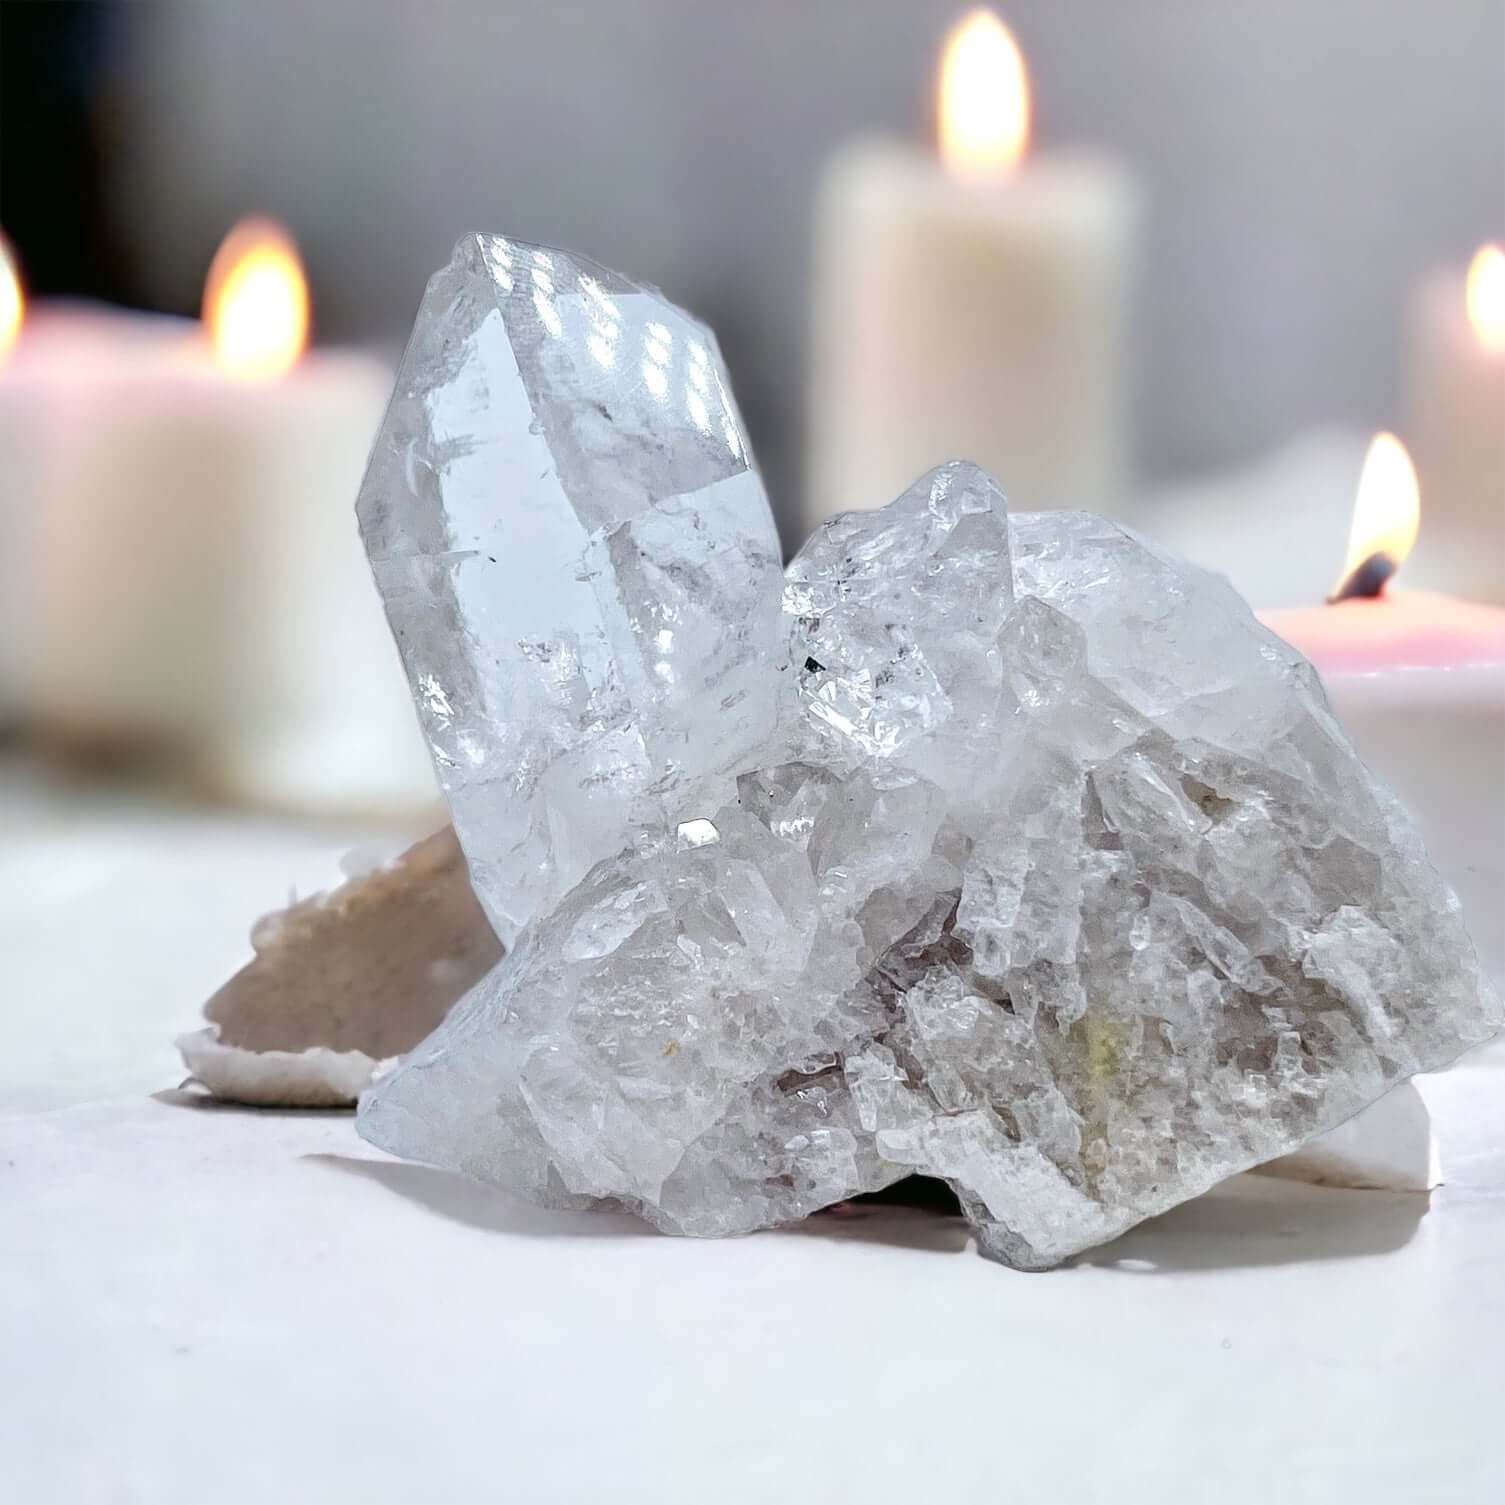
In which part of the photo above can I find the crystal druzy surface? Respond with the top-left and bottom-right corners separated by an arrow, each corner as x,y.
357,237 -> 1500,1269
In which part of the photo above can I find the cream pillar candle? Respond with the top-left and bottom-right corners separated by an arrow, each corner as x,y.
807,9 -> 1135,542
3,221 -> 436,816
0,278 -> 194,720
1405,244 -> 1505,603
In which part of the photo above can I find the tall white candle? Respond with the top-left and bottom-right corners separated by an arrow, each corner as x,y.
1,222 -> 436,816
807,9 -> 1135,543
1406,243 -> 1505,603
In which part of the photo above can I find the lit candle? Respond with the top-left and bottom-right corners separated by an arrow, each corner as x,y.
0,234 -> 38,715
0,236 -> 20,353
806,8 -> 1136,542
1259,434 -> 1504,1190
1,221 -> 435,814
1406,243 -> 1505,603
1261,435 -> 1505,979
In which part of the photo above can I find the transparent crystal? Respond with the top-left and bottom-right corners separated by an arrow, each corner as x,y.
358,240 -> 1500,1269
357,235 -> 783,946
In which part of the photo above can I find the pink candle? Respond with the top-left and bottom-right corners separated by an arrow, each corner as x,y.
1263,591 -> 1505,676
1257,433 -> 1503,1191
1260,435 -> 1504,983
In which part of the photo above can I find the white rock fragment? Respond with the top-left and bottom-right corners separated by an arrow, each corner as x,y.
178,828 -> 501,1108
176,1031 -> 390,1110
354,238 -> 1500,1268
1259,1082 -> 1438,1192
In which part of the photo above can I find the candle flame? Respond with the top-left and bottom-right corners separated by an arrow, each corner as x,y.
1466,242 -> 1505,355
1331,433 -> 1420,601
938,9 -> 1030,179
0,234 -> 22,360
204,218 -> 309,378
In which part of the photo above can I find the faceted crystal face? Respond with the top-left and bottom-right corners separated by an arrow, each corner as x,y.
785,464 -> 1015,793
358,242 -> 1500,1269
357,235 -> 784,945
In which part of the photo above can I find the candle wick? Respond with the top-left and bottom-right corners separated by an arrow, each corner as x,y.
1329,551 -> 1398,603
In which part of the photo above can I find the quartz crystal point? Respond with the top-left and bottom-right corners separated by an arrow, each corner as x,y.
357,235 -> 783,946
358,239 -> 1500,1269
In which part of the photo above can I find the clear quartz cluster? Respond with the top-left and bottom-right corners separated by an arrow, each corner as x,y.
355,236 -> 1500,1269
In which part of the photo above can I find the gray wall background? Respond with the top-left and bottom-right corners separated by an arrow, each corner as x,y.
114,1 -> 1504,539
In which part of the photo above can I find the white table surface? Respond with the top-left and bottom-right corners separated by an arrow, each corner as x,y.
4,759 -> 1503,1505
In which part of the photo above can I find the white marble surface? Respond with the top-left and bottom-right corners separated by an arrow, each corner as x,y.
3,759 -> 1503,1504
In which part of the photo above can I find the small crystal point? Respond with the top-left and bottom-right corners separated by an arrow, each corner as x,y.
358,245 -> 1500,1270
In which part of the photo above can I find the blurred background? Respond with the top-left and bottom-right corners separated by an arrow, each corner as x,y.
0,0 -> 1500,828
5,13 -> 1503,1485
5,0 -> 1502,522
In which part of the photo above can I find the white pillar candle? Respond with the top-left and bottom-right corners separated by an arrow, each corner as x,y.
1,297 -> 189,719
1,223 -> 436,816
1406,244 -> 1505,603
807,9 -> 1135,542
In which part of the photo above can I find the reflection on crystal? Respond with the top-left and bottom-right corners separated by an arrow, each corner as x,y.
480,237 -> 514,292
357,234 -> 783,945
357,238 -> 1500,1271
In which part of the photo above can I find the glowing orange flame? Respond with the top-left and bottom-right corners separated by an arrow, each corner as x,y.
1466,243 -> 1505,355
1333,433 -> 1420,599
0,234 -> 22,360
938,9 -> 1030,179
204,218 -> 309,378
